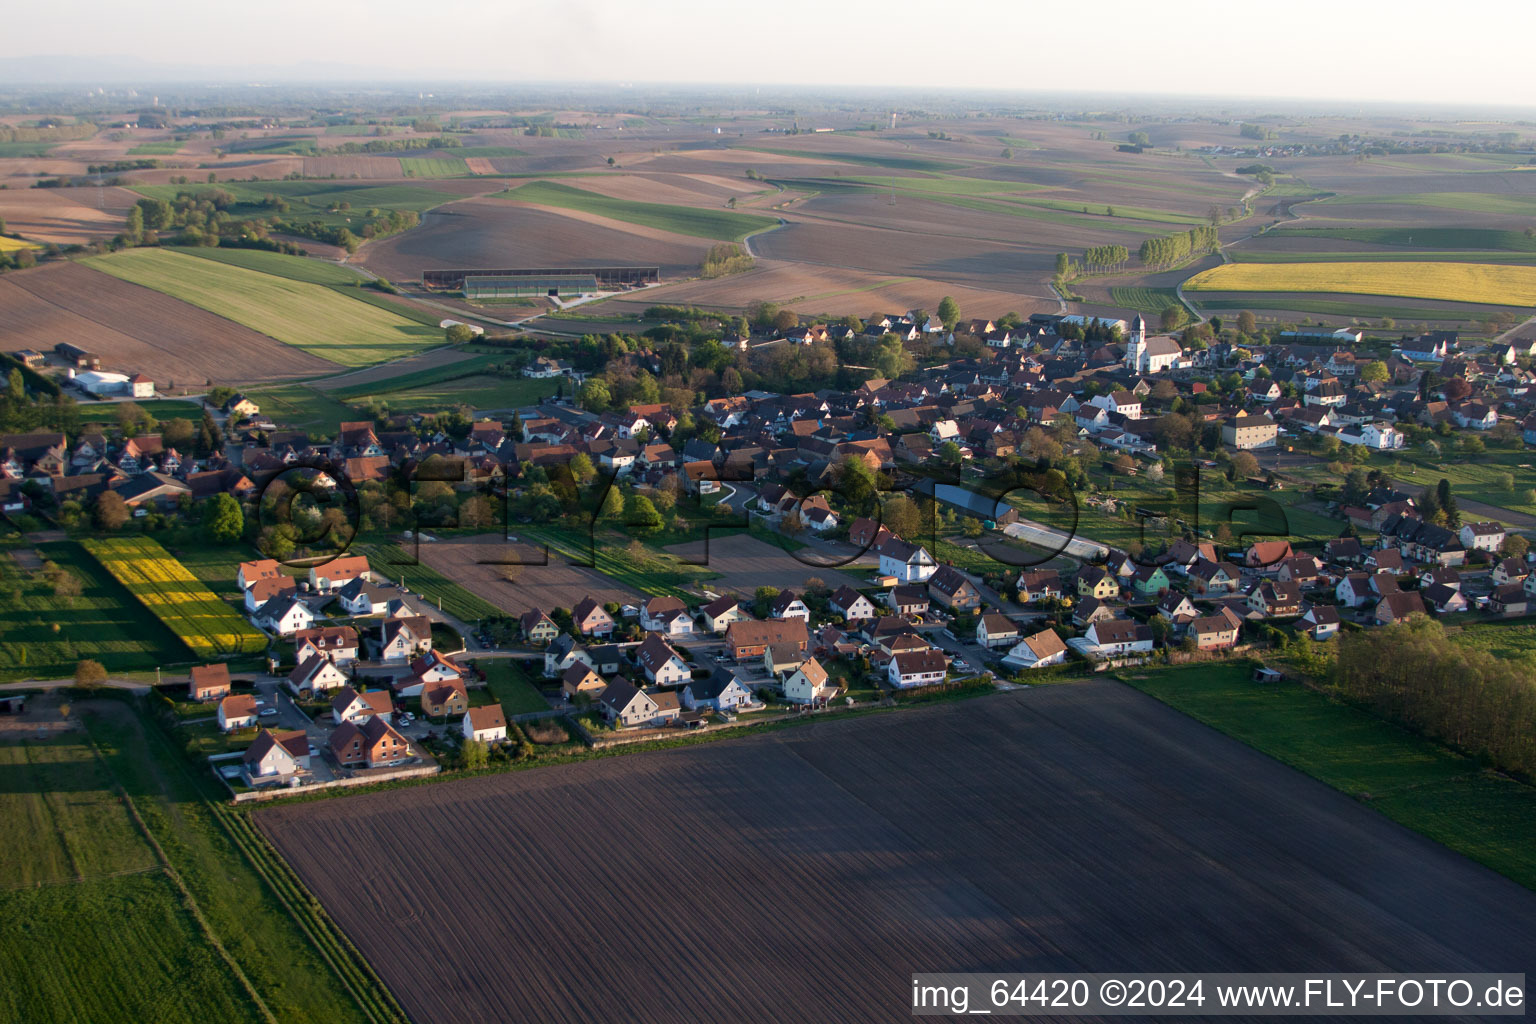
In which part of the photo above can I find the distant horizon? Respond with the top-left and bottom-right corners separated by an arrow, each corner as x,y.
3,59 -> 1536,123
5,0 -> 1536,112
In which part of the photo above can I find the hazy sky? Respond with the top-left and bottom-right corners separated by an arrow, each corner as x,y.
13,0 -> 1536,107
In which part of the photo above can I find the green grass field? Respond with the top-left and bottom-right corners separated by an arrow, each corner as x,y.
352,373 -> 555,414
458,145 -> 529,158
172,246 -> 367,285
127,141 -> 180,155
502,180 -> 779,241
399,156 -> 468,177
481,659 -> 550,716
1319,192 -> 1536,216
240,382 -> 359,433
1108,286 -> 1188,315
0,141 -> 53,157
0,541 -> 188,680
1187,294 -> 1499,323
85,248 -> 439,367
74,399 -> 205,423
0,712 -> 403,1024
738,146 -> 969,173
1125,662 -> 1536,890
0,874 -> 262,1024
1265,226 -> 1536,252
1233,248 -> 1536,264
1278,442 -> 1536,520
222,136 -> 319,156
1448,619 -> 1536,662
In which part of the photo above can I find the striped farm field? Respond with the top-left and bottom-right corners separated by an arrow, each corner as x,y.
1183,261 -> 1536,307
80,537 -> 266,658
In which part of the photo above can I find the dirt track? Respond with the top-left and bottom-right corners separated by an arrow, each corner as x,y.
259,681 -> 1536,1024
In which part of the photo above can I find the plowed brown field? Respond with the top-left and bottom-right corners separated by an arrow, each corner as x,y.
408,534 -> 641,617
258,681 -> 1536,1024
0,262 -> 340,385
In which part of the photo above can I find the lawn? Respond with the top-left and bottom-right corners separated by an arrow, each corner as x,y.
1184,261 -> 1536,307
241,382 -> 359,433
502,180 -> 779,242
80,536 -> 267,658
74,399 -> 205,423
85,248 -> 438,367
352,373 -> 556,414
0,541 -> 188,680
480,659 -> 550,716
399,156 -> 468,177
1446,619 -> 1536,662
1124,662 -> 1536,890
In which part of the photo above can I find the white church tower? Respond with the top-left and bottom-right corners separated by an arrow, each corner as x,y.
1125,314 -> 1147,372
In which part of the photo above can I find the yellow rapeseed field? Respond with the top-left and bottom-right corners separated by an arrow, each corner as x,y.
0,235 -> 38,253
1183,261 -> 1536,307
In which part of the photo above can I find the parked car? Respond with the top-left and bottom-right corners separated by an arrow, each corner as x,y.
258,707 -> 279,718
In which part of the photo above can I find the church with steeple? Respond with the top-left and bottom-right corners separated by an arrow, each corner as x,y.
1124,314 -> 1184,373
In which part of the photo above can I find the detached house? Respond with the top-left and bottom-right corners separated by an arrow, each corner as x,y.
698,595 -> 747,634
598,678 -> 663,728
640,596 -> 694,636
513,606 -> 557,643
189,663 -> 231,702
634,633 -> 689,686
309,555 -> 370,594
1374,591 -> 1427,625
255,595 -> 314,636
829,586 -> 878,623
463,705 -> 508,743
683,669 -> 753,712
1076,565 -> 1120,600
380,615 -> 433,662
289,656 -> 348,699
243,729 -> 309,782
330,686 -> 394,725
783,658 -> 841,705
1083,619 -> 1154,656
330,717 -> 412,768
878,539 -> 937,584
887,649 -> 948,689
570,597 -> 615,638
1297,603 -> 1340,640
1001,627 -> 1068,670
928,566 -> 982,612
294,626 -> 359,666
975,612 -> 1021,649
1248,581 -> 1303,618
1189,608 -> 1243,651
217,694 -> 260,733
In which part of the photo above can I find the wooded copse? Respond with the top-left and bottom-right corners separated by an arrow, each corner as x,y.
1081,244 -> 1130,272
1330,616 -> 1536,778
1138,226 -> 1220,269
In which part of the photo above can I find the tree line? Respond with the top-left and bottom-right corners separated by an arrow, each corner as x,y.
1137,225 -> 1220,270
1331,616 -> 1536,778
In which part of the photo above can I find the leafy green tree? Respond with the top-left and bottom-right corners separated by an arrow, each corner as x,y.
201,493 -> 244,543
753,585 -> 780,618
623,493 -> 663,534
462,738 -> 489,770
936,296 -> 960,330
1359,360 -> 1389,383
1436,478 -> 1460,529
445,323 -> 477,344
74,659 -> 107,689
578,378 -> 611,412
